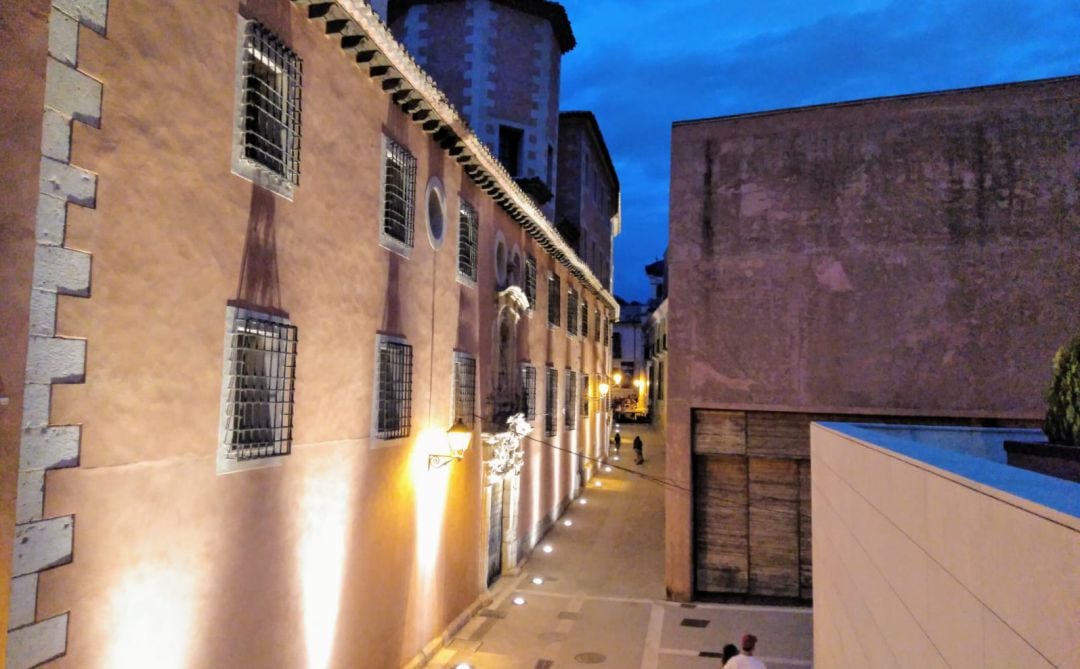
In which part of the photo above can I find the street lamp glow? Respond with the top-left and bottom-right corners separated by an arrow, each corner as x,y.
613,371 -> 623,385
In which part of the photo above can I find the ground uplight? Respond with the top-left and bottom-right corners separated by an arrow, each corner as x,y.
532,576 -> 544,585
563,519 -> 573,527
542,544 -> 553,553
594,480 -> 603,487
578,498 -> 587,505
512,596 -> 526,606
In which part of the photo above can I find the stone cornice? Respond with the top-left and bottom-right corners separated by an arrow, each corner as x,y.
292,0 -> 619,316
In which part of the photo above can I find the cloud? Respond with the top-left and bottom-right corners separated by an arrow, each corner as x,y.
558,0 -> 1080,300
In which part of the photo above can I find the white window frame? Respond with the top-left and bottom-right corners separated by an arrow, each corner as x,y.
372,333 -> 413,445
230,18 -> 301,200
379,134 -> 416,258
216,305 -> 297,474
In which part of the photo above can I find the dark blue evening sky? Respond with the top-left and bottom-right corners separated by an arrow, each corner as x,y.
557,0 -> 1080,302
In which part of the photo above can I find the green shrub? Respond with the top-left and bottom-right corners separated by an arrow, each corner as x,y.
1045,333 -> 1080,446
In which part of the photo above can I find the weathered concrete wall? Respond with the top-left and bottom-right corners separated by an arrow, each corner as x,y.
811,424 -> 1080,668
0,2 -> 52,661
666,78 -> 1080,600
2,0 -> 613,666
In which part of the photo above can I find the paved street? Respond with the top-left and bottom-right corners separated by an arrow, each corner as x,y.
431,424 -> 813,669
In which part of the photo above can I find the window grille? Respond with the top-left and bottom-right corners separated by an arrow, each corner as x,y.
239,21 -> 302,185
594,308 -> 600,342
565,370 -> 577,430
567,288 -> 578,335
521,364 -> 537,420
580,302 -> 589,339
223,314 -> 298,461
524,256 -> 537,311
547,274 -> 560,327
453,353 -> 477,426
544,366 -> 557,437
458,200 -> 479,281
383,136 -> 417,247
581,374 -> 589,417
377,339 -> 413,439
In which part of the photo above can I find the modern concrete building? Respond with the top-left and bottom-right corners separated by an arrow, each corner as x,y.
0,0 -> 617,666
811,423 -> 1079,668
666,76 -> 1080,603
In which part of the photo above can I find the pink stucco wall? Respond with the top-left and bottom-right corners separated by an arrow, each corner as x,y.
5,0 -> 612,666
666,77 -> 1080,600
0,2 -> 51,656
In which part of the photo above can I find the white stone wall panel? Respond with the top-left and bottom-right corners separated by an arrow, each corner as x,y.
15,472 -> 45,526
25,336 -> 86,384
7,575 -> 38,630
6,614 -> 68,669
38,157 -> 96,206
19,426 -> 80,471
32,244 -> 91,295
47,9 -> 79,66
44,57 -> 101,126
52,0 -> 107,33
11,517 -> 74,578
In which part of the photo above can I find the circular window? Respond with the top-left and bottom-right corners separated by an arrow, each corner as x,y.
494,233 -> 508,286
425,177 -> 445,249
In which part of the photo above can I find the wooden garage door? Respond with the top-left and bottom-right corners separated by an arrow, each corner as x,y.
693,409 -> 811,601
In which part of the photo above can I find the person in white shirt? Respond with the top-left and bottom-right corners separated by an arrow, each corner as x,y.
723,633 -> 767,669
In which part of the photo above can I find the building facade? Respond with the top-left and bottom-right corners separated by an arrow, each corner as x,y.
555,111 -> 621,291
0,1 -> 617,667
388,0 -> 574,220
666,77 -> 1080,603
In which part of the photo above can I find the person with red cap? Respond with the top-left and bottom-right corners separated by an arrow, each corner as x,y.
723,633 -> 766,669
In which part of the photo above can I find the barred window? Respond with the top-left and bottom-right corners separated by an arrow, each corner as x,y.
581,373 -> 589,417
234,21 -> 302,194
567,288 -> 578,335
458,200 -> 479,282
221,309 -> 297,464
580,301 -> 589,339
382,136 -> 417,249
377,338 -> 413,439
521,364 -> 537,421
544,366 -> 557,437
524,256 -> 537,311
453,352 -> 477,426
565,370 -> 577,430
547,273 -> 561,327
594,308 -> 600,343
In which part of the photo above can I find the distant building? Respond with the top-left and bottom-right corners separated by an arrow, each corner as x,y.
555,111 -> 621,291
0,1 -> 617,666
612,298 -> 649,416
666,76 -> 1080,603
389,0 -> 576,219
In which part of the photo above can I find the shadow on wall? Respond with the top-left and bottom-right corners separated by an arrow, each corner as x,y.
234,187 -> 285,316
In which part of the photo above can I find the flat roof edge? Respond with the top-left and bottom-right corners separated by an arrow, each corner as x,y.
672,74 -> 1080,128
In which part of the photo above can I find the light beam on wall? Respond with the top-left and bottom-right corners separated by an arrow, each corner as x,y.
106,564 -> 196,669
406,427 -> 453,642
298,453 -> 356,669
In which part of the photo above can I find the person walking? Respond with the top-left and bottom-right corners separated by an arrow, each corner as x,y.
632,435 -> 644,465
723,634 -> 766,669
613,431 -> 621,453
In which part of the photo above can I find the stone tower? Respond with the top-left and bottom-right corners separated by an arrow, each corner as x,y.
388,0 -> 575,218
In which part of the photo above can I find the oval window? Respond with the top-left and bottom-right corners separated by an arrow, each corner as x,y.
425,177 -> 445,249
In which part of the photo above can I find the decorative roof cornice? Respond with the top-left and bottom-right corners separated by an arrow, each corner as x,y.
291,0 -> 617,315
387,0 -> 576,53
